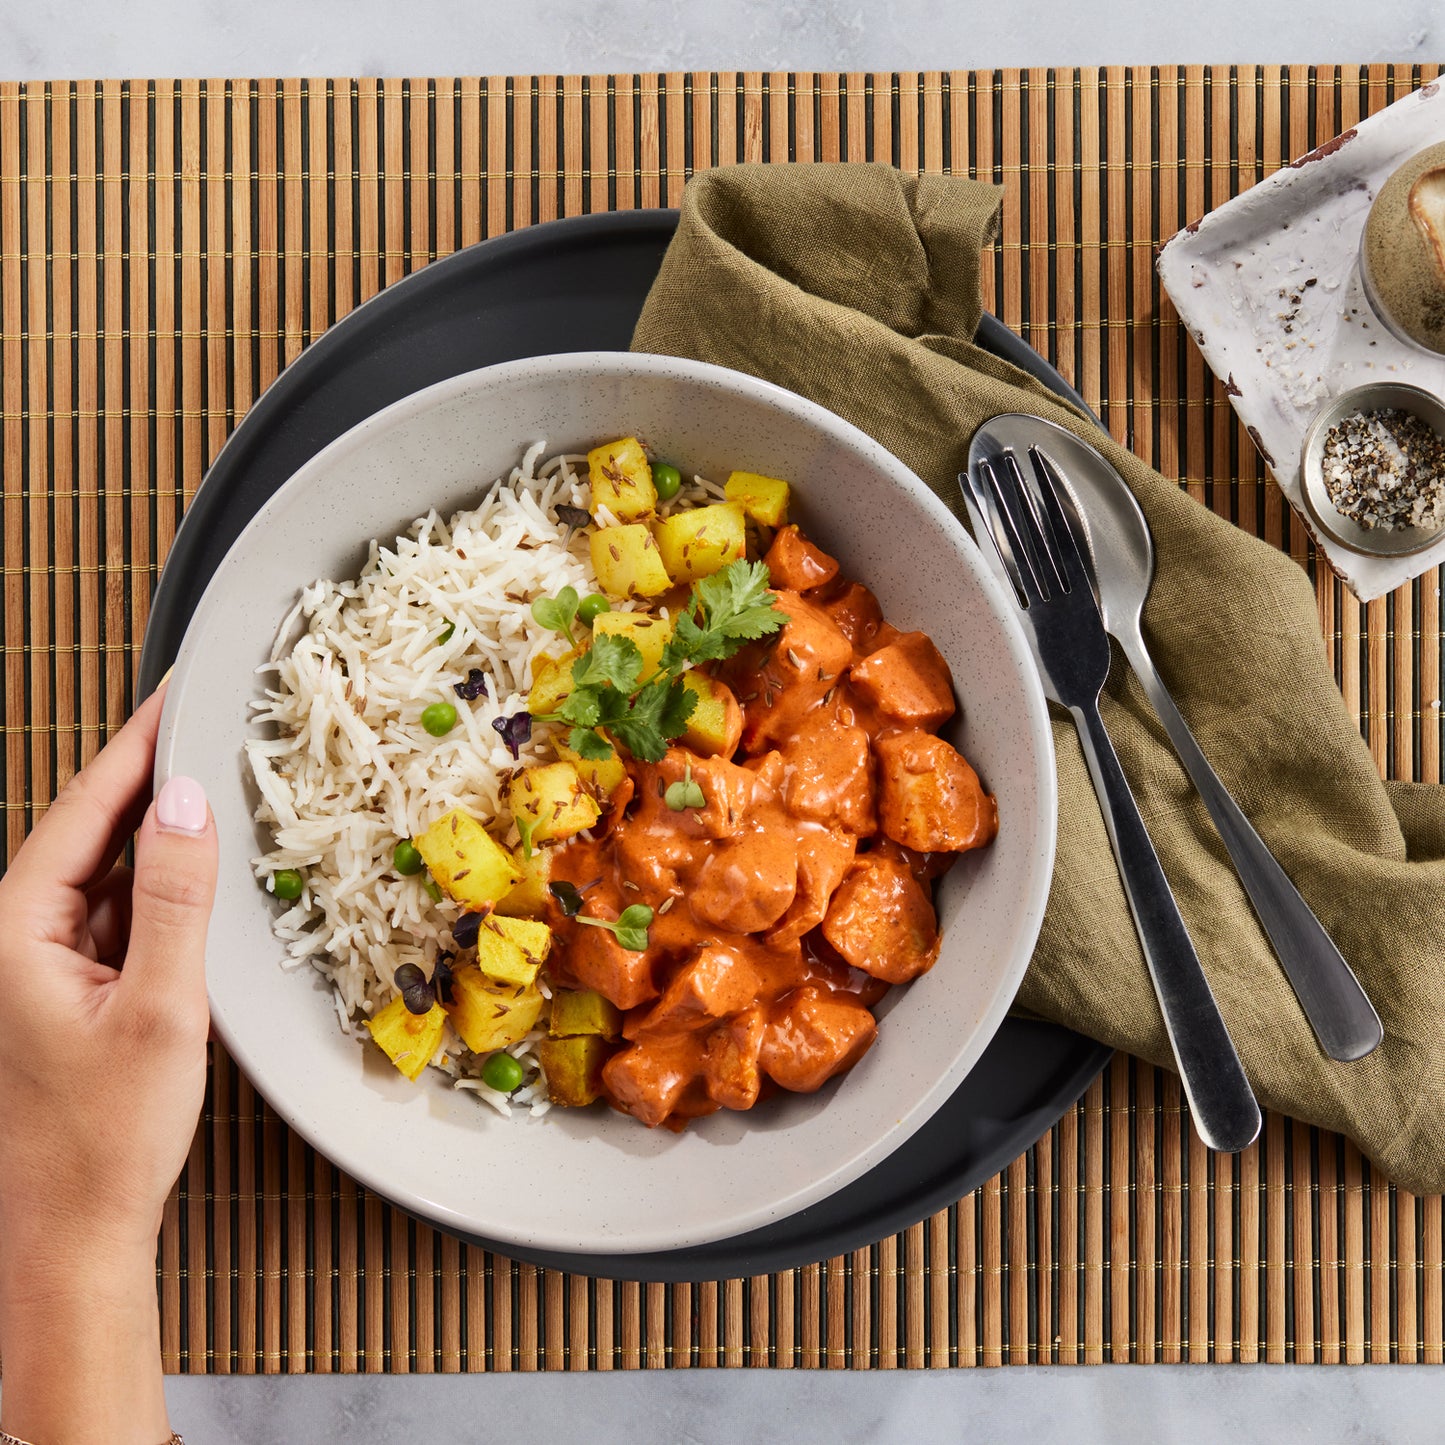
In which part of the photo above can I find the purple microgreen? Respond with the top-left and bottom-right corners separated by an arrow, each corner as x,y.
491,710 -> 533,760
554,503 -> 593,531
453,667 -> 488,701
394,962 -> 435,1015
451,912 -> 483,950
431,953 -> 456,1006
548,881 -> 584,918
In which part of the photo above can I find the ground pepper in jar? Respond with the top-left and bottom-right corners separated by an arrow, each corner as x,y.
1320,408 -> 1445,531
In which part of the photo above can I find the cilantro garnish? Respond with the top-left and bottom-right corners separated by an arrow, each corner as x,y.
659,560 -> 787,669
576,903 -> 654,952
531,560 -> 787,763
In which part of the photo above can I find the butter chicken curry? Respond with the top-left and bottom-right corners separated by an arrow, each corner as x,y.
545,523 -> 998,1130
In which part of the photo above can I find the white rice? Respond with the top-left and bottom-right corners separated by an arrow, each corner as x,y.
246,442 -> 721,1116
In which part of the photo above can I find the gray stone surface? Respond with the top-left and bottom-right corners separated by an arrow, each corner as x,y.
0,0 -> 1439,80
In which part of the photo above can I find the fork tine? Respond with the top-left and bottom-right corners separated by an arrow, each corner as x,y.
1027,445 -> 1095,596
999,449 -> 1065,597
959,464 -> 1028,605
976,455 -> 1047,605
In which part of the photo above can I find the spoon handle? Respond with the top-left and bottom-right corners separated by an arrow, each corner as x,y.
1120,631 -> 1383,1062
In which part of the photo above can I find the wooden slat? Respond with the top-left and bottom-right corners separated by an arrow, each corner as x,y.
1,64 -> 1439,1374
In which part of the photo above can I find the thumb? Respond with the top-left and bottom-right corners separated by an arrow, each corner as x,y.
123,775 -> 219,1012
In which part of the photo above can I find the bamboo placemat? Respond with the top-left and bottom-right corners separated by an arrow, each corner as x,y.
3,63 -> 1444,1371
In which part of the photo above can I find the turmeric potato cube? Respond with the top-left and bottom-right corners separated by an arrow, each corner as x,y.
589,610 -> 675,679
556,740 -> 628,800
446,965 -> 544,1054
414,808 -> 521,909
847,631 -> 956,729
587,436 -> 657,522
590,524 -> 673,599
494,844 -> 553,918
679,672 -> 743,757
724,470 -> 791,528
821,853 -> 940,984
874,730 -> 999,853
526,645 -> 584,715
538,1034 -> 613,1107
366,996 -> 447,1082
509,761 -> 601,844
549,988 -> 623,1041
472,915 -> 553,987
652,502 -> 747,584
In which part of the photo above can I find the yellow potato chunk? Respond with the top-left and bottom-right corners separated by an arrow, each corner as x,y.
538,1034 -> 613,1107
414,808 -> 521,909
446,965 -> 544,1054
587,436 -> 657,522
549,988 -> 623,1041
526,645 -> 583,715
494,844 -> 552,918
509,761 -> 601,844
652,502 -> 747,584
680,672 -> 743,757
473,915 -> 553,988
590,610 -> 675,679
556,741 -> 627,801
725,470 -> 791,528
366,996 -> 447,1082
590,524 -> 673,599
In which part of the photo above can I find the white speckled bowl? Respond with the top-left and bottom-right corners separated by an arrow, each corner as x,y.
157,352 -> 1056,1255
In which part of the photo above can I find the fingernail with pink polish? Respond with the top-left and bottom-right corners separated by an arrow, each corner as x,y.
157,775 -> 209,835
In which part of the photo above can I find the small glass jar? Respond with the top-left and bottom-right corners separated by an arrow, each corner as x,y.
1359,139 -> 1445,355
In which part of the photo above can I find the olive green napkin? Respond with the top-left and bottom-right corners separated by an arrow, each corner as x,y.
632,162 -> 1445,1193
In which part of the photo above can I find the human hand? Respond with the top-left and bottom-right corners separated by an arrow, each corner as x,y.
0,684 -> 215,1445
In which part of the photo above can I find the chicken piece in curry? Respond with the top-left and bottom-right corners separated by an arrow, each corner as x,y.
543,522 -> 998,1130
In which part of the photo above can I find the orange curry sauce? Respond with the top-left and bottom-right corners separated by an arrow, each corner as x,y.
544,525 -> 998,1129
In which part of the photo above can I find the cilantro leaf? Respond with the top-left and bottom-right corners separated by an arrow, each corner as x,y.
604,677 -> 696,762
568,726 -> 616,761
660,559 -> 787,670
571,632 -> 643,693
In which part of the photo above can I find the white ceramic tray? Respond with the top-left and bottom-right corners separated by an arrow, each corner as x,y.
1157,80 -> 1445,602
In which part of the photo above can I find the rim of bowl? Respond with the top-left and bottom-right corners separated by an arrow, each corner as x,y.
157,350 -> 1059,1253
1299,381 -> 1445,559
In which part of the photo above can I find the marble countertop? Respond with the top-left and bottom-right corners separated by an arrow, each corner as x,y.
0,0 -> 1438,79
3,2 -> 1443,1440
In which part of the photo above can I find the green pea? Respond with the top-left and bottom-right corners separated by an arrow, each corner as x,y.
481,1052 -> 525,1093
577,593 -> 611,627
393,839 -> 424,876
423,876 -> 443,903
421,701 -> 458,736
271,869 -> 304,901
653,462 -> 683,501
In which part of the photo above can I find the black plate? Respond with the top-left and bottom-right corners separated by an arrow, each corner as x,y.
138,210 -> 1110,1282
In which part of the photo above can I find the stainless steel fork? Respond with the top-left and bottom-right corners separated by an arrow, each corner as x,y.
962,445 -> 1262,1154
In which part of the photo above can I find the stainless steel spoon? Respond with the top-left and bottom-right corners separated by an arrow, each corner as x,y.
972,413 -> 1383,1063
